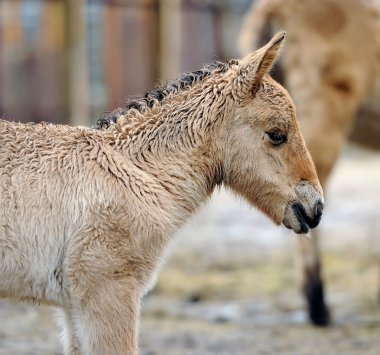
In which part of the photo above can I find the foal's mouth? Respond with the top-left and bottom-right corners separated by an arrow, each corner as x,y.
283,201 -> 323,234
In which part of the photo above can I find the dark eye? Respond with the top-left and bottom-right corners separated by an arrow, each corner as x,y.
266,131 -> 287,146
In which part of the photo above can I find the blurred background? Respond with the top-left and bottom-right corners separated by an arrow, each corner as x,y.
1,0 -> 380,354
0,0 -> 249,127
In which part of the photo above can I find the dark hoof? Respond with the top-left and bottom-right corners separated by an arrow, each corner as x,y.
308,300 -> 331,327
304,274 -> 332,327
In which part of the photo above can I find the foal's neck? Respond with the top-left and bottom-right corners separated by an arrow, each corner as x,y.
116,86 -> 227,221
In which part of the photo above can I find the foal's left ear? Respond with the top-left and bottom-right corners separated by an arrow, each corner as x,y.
234,31 -> 286,99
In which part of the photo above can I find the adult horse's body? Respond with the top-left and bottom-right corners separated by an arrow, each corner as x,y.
239,0 -> 380,326
0,33 -> 323,354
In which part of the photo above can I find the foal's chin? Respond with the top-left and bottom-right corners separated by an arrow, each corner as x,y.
283,214 -> 310,234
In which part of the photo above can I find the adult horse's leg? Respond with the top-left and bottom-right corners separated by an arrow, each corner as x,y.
297,229 -> 330,326
295,125 -> 345,326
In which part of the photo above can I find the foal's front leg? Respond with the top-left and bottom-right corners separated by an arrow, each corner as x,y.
55,307 -> 81,355
73,278 -> 140,355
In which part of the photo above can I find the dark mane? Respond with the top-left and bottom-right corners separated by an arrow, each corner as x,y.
96,60 -> 238,130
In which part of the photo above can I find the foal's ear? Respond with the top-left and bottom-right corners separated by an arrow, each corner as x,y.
234,31 -> 286,98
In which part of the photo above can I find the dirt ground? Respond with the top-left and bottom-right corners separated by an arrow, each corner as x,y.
1,145 -> 380,355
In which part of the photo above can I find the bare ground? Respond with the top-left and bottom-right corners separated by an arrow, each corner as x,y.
1,145 -> 380,355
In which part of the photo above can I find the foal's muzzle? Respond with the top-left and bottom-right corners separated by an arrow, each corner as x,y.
290,200 -> 323,234
282,183 -> 324,234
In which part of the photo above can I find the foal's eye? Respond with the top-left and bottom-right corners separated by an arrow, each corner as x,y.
266,131 -> 287,146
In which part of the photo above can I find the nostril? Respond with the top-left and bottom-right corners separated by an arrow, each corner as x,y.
314,200 -> 324,218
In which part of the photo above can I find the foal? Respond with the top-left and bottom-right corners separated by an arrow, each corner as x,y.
0,33 -> 322,354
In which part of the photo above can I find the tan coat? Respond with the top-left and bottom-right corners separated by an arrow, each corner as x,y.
239,0 -> 380,326
0,34 -> 322,354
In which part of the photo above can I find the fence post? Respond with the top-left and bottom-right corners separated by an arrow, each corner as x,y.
0,0 -> 26,121
65,0 -> 90,127
159,0 -> 182,81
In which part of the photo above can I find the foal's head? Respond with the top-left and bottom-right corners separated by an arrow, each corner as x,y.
222,32 -> 323,234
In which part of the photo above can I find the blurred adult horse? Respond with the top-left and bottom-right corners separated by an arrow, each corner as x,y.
239,0 -> 380,325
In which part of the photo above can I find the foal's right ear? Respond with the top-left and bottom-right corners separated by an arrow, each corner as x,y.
234,31 -> 286,99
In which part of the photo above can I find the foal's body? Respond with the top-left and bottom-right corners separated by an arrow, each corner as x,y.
0,34 -> 323,354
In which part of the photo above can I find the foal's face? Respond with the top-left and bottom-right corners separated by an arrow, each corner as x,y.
222,32 -> 323,234
226,75 -> 323,234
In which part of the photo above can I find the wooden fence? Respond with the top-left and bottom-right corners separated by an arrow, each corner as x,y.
0,0 -> 251,127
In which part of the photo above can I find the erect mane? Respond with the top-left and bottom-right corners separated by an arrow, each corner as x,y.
96,59 -> 238,130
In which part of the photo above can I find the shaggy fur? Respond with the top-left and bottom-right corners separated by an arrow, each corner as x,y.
239,0 -> 380,325
97,60 -> 236,130
0,33 -> 322,354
